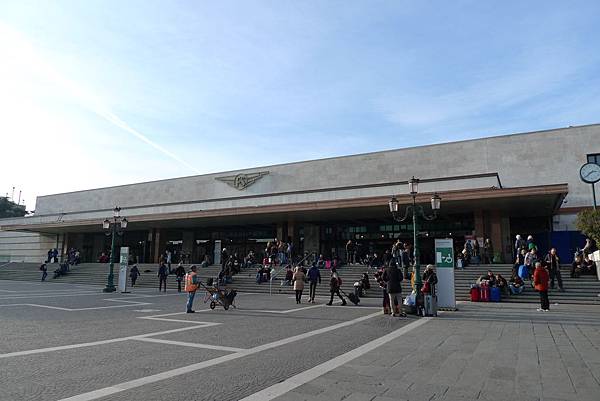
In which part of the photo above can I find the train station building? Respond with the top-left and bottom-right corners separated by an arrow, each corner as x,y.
1,124 -> 599,264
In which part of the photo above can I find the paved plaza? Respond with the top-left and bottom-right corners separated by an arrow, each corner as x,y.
0,280 -> 599,401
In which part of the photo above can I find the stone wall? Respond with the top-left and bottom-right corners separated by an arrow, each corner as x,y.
0,231 -> 63,263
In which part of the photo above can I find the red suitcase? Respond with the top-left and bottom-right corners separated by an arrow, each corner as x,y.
470,287 -> 480,302
480,283 -> 490,302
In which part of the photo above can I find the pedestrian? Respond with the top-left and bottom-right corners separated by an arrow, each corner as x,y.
292,266 -> 305,304
130,264 -> 140,287
306,263 -> 321,303
175,262 -> 186,292
374,268 -> 390,314
40,263 -> 47,281
533,262 -> 550,311
158,262 -> 168,292
544,248 -> 564,291
483,238 -> 493,264
383,261 -> 405,317
346,240 -> 355,265
326,268 -> 346,306
166,250 -> 172,272
221,248 -> 228,271
185,265 -> 199,313
514,234 -> 525,258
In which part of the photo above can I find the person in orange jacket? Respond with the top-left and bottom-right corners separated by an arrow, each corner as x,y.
533,261 -> 550,311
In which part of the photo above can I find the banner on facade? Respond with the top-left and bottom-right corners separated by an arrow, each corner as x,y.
434,238 -> 456,309
118,247 -> 129,293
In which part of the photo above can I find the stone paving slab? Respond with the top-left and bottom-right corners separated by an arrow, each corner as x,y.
274,302 -> 600,401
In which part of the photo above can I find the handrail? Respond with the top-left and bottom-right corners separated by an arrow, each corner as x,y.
269,252 -> 316,296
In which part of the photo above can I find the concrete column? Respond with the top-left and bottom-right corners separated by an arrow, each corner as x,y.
474,210 -> 484,237
303,224 -> 320,256
153,229 -> 164,263
276,223 -> 285,241
490,210 -> 503,263
182,231 -> 194,263
501,216 -> 511,263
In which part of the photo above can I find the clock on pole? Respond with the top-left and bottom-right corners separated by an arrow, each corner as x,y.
580,162 -> 600,209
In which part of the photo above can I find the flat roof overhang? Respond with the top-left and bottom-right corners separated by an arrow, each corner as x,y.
1,183 -> 568,234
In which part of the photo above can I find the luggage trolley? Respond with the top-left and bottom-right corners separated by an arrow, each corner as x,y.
200,279 -> 237,310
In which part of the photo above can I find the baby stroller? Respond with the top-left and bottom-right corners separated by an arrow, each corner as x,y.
200,279 -> 237,310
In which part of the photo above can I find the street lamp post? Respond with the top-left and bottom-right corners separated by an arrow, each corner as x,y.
388,177 -> 441,299
102,206 -> 128,293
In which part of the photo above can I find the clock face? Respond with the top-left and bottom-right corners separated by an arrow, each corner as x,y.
580,162 -> 600,184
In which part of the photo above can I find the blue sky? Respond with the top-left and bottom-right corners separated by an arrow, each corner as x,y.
1,1 -> 599,210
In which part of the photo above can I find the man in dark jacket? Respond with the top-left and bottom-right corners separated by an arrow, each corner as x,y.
326,268 -> 346,306
544,248 -> 564,291
174,263 -> 186,292
158,262 -> 168,292
382,261 -> 405,317
307,264 -> 321,303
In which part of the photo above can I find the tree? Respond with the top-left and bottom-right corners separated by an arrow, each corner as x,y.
575,209 -> 600,245
0,197 -> 27,218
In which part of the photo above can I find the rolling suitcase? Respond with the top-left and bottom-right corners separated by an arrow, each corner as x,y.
470,286 -> 480,302
424,294 -> 437,316
480,283 -> 490,302
490,286 -> 501,302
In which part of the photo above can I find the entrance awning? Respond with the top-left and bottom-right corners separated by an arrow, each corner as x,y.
0,183 -> 568,234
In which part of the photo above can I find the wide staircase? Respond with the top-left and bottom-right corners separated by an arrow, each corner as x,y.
1,262 -> 599,304
454,264 -> 600,305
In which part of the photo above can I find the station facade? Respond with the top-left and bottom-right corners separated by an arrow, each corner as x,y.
1,124 -> 599,264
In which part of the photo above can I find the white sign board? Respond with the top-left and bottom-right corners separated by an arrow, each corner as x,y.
118,247 -> 129,293
434,238 -> 456,309
591,250 -> 600,281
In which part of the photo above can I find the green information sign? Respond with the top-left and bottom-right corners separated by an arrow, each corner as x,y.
435,238 -> 454,268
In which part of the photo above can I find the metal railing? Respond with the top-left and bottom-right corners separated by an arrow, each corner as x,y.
269,252 -> 316,296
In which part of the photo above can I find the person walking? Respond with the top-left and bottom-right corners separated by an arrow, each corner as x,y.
158,262 -> 168,292
374,268 -> 390,314
292,266 -> 305,304
383,261 -> 405,317
545,248 -> 564,291
483,238 -> 494,264
40,263 -> 48,282
306,264 -> 321,303
166,250 -> 173,272
326,268 -> 346,306
533,262 -> 550,311
185,265 -> 199,313
129,264 -> 140,287
346,240 -> 355,265
175,262 -> 186,293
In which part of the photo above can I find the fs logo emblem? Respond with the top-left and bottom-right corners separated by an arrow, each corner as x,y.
215,171 -> 269,190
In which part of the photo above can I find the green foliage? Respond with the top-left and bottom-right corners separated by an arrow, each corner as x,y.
575,209 -> 600,244
0,197 -> 27,218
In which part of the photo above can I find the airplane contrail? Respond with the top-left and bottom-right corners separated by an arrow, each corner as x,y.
0,23 -> 201,175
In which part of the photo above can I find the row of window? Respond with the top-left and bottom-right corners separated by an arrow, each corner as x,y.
588,153 -> 600,165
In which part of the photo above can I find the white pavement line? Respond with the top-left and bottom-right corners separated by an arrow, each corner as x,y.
132,337 -> 245,352
0,303 -> 29,308
0,297 -> 152,311
141,317 -> 214,324
0,289 -> 17,292
58,311 -> 382,401
0,323 -> 221,359
240,317 -> 432,401
0,292 -> 105,300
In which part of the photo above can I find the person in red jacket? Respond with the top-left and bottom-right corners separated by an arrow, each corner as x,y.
533,262 -> 550,311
